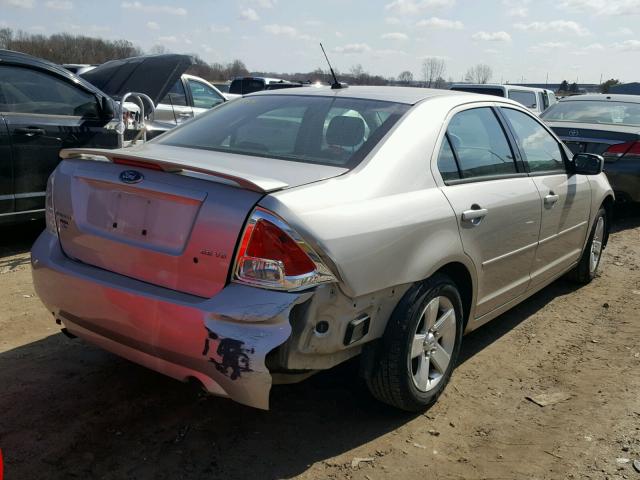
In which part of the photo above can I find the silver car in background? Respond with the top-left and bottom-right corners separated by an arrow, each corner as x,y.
32,87 -> 613,411
154,73 -> 227,125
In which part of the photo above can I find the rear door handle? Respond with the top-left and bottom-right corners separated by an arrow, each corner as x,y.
461,207 -> 488,224
14,127 -> 46,136
178,112 -> 192,118
544,193 -> 559,206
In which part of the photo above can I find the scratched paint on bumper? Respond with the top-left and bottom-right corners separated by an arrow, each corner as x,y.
31,231 -> 312,409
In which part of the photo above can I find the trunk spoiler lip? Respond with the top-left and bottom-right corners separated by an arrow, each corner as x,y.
59,147 -> 289,193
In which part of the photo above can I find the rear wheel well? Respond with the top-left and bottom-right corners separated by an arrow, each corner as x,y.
435,262 -> 473,328
602,195 -> 614,247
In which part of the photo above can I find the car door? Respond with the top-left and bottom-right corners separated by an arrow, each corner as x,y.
0,64 -> 107,214
436,106 -> 542,318
0,115 -> 13,215
500,107 -> 592,286
155,78 -> 193,125
186,78 -> 225,117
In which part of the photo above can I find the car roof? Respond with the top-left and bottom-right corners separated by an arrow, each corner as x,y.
559,93 -> 640,103
247,85 -> 489,105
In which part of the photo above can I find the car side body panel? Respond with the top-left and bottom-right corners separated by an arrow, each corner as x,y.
261,96 -> 477,301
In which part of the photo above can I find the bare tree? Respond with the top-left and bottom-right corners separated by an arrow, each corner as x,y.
397,70 -> 414,84
464,64 -> 493,84
149,44 -> 168,54
421,57 -> 446,88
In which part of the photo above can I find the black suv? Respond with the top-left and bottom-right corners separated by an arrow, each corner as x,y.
228,77 -> 303,95
0,50 -> 191,224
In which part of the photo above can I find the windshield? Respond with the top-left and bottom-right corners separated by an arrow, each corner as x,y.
157,94 -> 410,168
542,100 -> 640,127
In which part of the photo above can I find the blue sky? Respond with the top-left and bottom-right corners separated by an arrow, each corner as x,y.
1,0 -> 640,83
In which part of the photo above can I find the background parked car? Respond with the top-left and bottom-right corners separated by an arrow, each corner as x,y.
0,50 -> 191,224
228,76 -> 303,95
542,94 -> 640,204
154,74 -> 227,125
450,83 -> 557,115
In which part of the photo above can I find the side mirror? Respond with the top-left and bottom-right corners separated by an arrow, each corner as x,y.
100,96 -> 115,121
573,153 -> 604,175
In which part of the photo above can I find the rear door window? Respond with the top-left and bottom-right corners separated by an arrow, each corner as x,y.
446,107 -> 517,179
437,136 -> 460,181
187,79 -> 224,109
160,80 -> 188,106
508,90 -> 537,109
501,108 -> 565,173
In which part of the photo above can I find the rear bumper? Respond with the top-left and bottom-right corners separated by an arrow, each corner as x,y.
604,162 -> 640,203
31,231 -> 312,410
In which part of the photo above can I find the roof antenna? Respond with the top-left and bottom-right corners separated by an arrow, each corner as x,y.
320,43 -> 347,89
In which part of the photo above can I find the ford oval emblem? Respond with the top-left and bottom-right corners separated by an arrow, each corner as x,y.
568,129 -> 580,137
119,170 -> 143,184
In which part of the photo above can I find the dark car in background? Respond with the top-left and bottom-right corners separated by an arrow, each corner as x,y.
0,50 -> 192,224
228,76 -> 302,95
542,94 -> 640,204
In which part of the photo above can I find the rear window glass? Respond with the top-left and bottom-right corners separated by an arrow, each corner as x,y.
541,100 -> 640,127
157,95 -> 410,168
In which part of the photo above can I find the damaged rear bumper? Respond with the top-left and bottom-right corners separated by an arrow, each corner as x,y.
31,231 -> 312,410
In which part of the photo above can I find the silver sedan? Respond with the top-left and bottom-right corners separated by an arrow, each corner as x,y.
32,86 -> 613,411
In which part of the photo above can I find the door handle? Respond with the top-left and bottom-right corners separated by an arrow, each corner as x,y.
544,192 -> 559,206
461,207 -> 488,225
14,127 -> 46,136
178,112 -> 192,118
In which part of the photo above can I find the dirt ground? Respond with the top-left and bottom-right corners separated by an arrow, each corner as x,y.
1,210 -> 639,480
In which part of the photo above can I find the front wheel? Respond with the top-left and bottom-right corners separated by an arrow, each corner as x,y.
366,274 -> 464,412
569,207 -> 607,284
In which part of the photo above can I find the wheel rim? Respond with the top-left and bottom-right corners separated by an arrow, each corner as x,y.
409,296 -> 457,393
590,216 -> 605,274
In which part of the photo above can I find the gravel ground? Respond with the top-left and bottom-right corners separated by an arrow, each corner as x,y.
1,210 -> 639,480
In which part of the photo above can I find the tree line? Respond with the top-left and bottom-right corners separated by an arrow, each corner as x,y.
0,28 -> 505,88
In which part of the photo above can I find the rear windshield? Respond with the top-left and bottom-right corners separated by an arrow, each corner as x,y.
157,94 -> 410,168
451,87 -> 505,97
542,100 -> 640,127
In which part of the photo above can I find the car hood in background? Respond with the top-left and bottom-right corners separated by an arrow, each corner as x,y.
81,54 -> 193,107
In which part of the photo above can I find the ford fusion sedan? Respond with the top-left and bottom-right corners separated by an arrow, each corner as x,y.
32,87 -> 613,411
542,94 -> 640,203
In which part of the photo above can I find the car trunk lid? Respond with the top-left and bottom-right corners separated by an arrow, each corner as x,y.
546,121 -> 640,156
52,146 -> 346,297
81,54 -> 193,107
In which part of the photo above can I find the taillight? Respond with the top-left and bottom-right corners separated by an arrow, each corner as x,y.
233,208 -> 336,291
603,141 -> 640,162
45,172 -> 57,237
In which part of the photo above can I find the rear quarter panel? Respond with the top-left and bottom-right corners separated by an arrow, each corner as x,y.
261,97 -> 477,300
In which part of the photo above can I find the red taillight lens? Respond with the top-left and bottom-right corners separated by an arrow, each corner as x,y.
244,219 -> 316,276
603,141 -> 640,161
234,208 -> 336,291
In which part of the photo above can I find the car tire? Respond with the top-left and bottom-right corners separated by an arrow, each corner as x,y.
569,207 -> 607,284
366,274 -> 464,412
